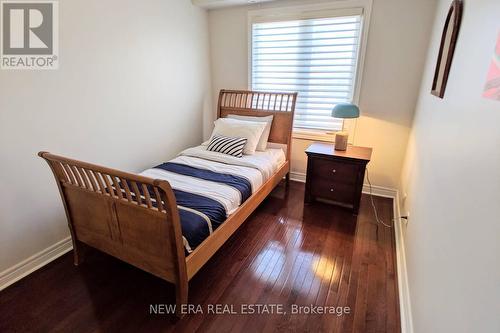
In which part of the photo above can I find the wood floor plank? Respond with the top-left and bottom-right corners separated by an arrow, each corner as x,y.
0,181 -> 400,333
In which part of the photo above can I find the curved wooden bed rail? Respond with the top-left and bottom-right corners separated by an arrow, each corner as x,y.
39,89 -> 297,317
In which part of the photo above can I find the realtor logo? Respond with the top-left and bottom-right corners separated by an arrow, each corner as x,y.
1,0 -> 58,69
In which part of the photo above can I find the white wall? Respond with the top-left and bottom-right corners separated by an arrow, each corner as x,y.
207,0 -> 437,189
0,0 -> 211,273
400,0 -> 500,331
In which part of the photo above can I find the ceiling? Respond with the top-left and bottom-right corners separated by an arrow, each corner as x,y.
192,0 -> 276,9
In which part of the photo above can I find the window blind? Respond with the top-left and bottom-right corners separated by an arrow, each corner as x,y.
251,14 -> 362,131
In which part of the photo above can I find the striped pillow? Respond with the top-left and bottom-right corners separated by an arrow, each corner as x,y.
207,135 -> 247,158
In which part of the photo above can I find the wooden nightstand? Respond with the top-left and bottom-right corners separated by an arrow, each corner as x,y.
305,142 -> 372,214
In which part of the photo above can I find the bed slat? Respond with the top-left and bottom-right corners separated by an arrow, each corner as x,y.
111,176 -> 123,200
142,184 -> 153,209
120,177 -> 133,202
84,169 -> 98,192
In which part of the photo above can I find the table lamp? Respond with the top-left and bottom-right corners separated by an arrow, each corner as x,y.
331,103 -> 360,151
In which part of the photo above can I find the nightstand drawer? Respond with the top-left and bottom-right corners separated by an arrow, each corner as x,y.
311,158 -> 357,185
310,177 -> 355,204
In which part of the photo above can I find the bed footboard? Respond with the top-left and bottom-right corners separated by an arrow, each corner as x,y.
39,152 -> 188,314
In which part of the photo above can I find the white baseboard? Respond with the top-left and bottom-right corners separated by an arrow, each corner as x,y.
362,183 -> 399,198
289,170 -> 412,333
393,192 -> 413,333
0,237 -> 73,291
289,171 -> 306,183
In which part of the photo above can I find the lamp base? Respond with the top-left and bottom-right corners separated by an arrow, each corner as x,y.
334,132 -> 349,151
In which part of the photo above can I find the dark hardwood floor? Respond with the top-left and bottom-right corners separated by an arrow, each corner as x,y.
0,181 -> 400,333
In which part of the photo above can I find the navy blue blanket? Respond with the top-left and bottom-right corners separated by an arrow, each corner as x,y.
154,162 -> 252,202
153,162 -> 252,254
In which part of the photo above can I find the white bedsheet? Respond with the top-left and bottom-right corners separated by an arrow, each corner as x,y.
140,145 -> 285,215
180,145 -> 285,182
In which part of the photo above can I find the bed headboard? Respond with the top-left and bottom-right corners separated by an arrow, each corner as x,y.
217,89 -> 297,160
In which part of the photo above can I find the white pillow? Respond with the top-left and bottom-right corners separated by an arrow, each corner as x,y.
207,118 -> 266,155
227,114 -> 274,151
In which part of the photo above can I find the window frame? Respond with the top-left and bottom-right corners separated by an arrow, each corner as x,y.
247,0 -> 372,142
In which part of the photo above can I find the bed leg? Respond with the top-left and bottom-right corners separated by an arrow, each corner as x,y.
72,240 -> 86,266
175,279 -> 188,318
285,172 -> 290,188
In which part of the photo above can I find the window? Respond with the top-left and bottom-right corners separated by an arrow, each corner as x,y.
250,6 -> 367,132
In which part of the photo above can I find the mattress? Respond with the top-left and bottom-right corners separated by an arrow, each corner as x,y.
140,145 -> 285,254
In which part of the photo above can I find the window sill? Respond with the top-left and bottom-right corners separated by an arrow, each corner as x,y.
292,129 -> 337,143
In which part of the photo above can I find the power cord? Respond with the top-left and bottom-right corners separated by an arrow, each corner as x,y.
365,168 -> 393,228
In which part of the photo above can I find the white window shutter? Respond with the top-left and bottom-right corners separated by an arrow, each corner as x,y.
251,15 -> 362,131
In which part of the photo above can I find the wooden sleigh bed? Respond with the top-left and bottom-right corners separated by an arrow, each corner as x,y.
39,90 -> 297,316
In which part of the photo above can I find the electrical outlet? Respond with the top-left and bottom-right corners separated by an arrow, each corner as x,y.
402,212 -> 410,225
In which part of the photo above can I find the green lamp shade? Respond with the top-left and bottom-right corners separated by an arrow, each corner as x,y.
331,103 -> 360,119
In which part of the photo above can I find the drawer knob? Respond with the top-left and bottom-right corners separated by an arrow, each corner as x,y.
330,188 -> 334,192
332,169 -> 337,173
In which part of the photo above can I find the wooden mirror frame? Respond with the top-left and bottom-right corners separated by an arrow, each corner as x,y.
431,0 -> 463,98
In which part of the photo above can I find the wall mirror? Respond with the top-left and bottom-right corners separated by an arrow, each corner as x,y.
431,0 -> 463,98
